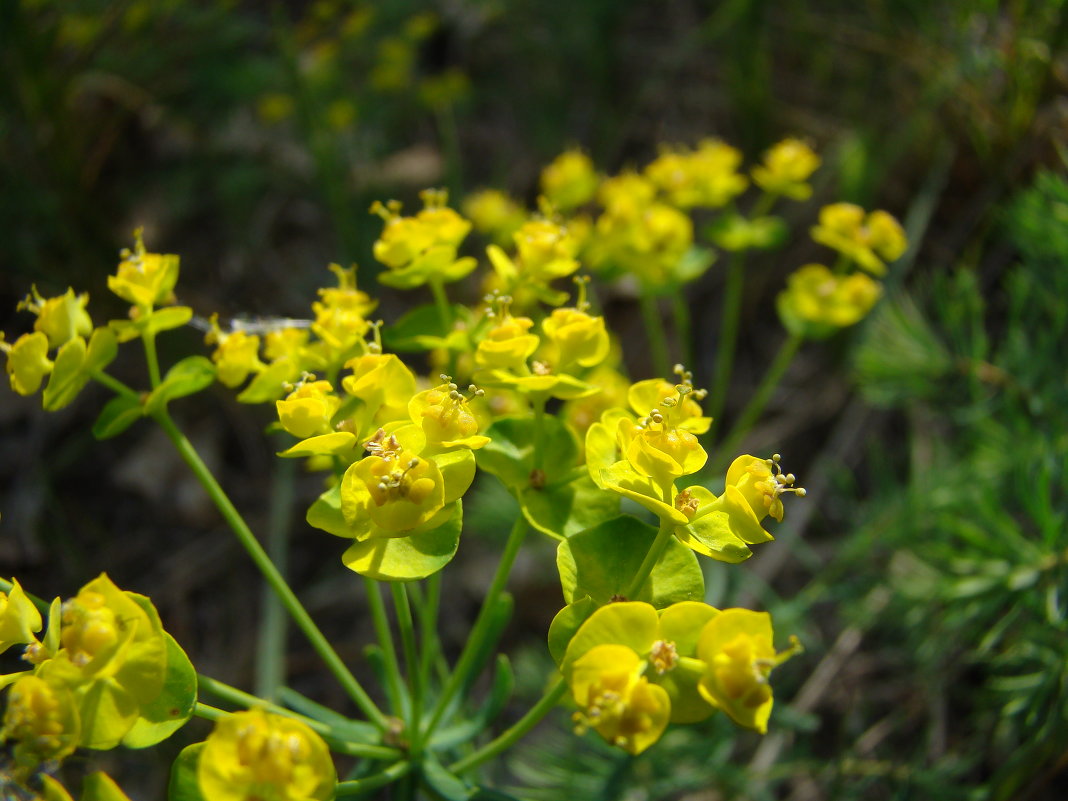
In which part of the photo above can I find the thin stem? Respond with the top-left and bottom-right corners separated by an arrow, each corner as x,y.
256,448 -> 295,701
625,520 -> 675,599
715,332 -> 804,472
153,410 -> 389,730
424,516 -> 529,737
708,252 -> 746,438
416,573 -> 442,694
428,277 -> 453,334
390,582 -> 422,756
335,762 -> 413,798
670,291 -> 693,372
142,329 -> 161,389
197,674 -> 401,760
89,370 -> 140,402
364,578 -> 406,715
532,395 -> 547,472
639,293 -> 671,377
449,678 -> 568,775
194,702 -> 228,722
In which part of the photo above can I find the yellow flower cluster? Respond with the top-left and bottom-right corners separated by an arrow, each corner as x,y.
562,601 -> 800,753
586,368 -> 804,561
0,575 -> 191,783
778,203 -> 907,338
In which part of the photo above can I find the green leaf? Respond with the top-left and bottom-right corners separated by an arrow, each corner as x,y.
341,501 -> 462,581
706,215 -> 787,252
383,302 -> 469,352
168,743 -> 207,801
306,484 -> 351,537
422,753 -> 472,801
237,359 -> 299,403
122,633 -> 197,748
477,415 -> 579,492
520,473 -> 619,539
43,336 -> 90,411
144,356 -> 216,414
547,597 -> 598,665
143,306 -> 194,336
85,327 -> 119,373
556,515 -> 704,607
82,772 -> 134,801
430,655 -> 514,749
667,245 -> 717,285
78,679 -> 140,749
92,395 -> 144,440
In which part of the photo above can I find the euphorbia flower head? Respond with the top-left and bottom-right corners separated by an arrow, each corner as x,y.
197,709 -> 335,801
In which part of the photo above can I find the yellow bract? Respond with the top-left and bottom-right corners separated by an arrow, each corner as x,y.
311,264 -> 376,357
371,190 -> 476,288
540,307 -> 609,371
197,709 -> 336,801
2,331 -> 54,395
463,188 -> 526,245
644,139 -> 748,209
0,578 -> 43,655
778,263 -> 882,336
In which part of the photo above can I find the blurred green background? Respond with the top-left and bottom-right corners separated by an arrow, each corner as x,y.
1,1 -> 1066,799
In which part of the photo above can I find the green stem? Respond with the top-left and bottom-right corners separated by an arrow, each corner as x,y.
625,520 -> 675,599
715,332 -> 804,472
416,573 -> 443,692
194,702 -> 228,722
255,448 -> 295,701
142,329 -> 161,388
448,679 -> 568,775
639,293 -> 671,377
197,675 -> 401,760
335,762 -> 413,798
364,578 -> 406,715
429,277 -> 453,334
670,291 -> 693,372
89,370 -> 140,402
708,252 -> 746,438
153,410 -> 388,730
532,395 -> 547,472
391,582 -> 422,756
424,516 -> 529,737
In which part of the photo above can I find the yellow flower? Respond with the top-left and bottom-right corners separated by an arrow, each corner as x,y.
107,229 -> 180,309
463,189 -> 526,245
474,313 -> 540,372
409,378 -> 490,450
570,644 -> 670,755
205,317 -> 264,389
370,190 -> 476,288
751,138 -> 820,200
311,264 -> 376,358
276,379 -> 341,440
696,609 -> 800,734
197,709 -> 335,801
540,306 -> 609,371
1,673 -> 81,770
0,578 -> 43,655
46,574 -> 169,749
2,332 -> 53,396
810,203 -> 907,275
540,149 -> 599,211
645,139 -> 748,209
777,263 -> 882,338
722,454 -> 806,525
17,287 -> 93,350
